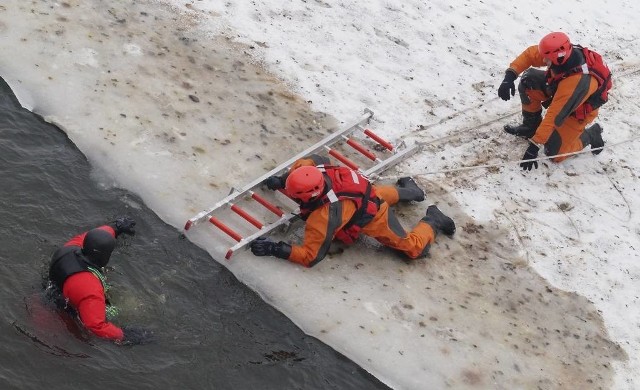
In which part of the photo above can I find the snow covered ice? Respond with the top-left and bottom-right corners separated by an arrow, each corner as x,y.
1,0 -> 640,389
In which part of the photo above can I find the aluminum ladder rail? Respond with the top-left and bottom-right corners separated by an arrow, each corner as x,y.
183,108 -> 421,259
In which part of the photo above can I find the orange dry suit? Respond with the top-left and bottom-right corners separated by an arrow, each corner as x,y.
285,161 -> 434,267
508,44 -> 601,161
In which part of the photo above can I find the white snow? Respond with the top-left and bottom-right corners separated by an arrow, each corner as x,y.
2,0 -> 640,388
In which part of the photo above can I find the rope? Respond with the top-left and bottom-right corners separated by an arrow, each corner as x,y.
373,62 -> 640,181
376,135 -> 640,180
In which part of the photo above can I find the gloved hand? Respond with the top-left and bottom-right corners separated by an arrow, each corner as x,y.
520,143 -> 540,171
498,70 -> 518,101
111,216 -> 136,237
250,237 -> 292,259
263,175 -> 285,191
120,325 -> 154,346
504,124 -> 536,139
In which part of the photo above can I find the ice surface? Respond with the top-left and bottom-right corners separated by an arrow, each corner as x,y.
2,1 -> 640,388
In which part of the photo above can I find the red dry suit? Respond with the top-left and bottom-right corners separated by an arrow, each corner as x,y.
49,226 -> 124,341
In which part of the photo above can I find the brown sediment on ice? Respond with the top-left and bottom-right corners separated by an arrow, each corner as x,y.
390,181 -> 628,389
1,0 -> 337,212
1,1 -> 627,389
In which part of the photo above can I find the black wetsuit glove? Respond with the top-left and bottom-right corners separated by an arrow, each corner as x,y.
263,175 -> 285,190
250,237 -> 292,259
120,326 -> 154,345
498,70 -> 518,101
110,216 -> 136,237
520,143 -> 539,171
504,123 -> 537,138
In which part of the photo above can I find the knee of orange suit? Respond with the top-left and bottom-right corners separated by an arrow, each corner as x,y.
547,114 -> 597,163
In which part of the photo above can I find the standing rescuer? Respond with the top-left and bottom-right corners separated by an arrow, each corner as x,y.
497,31 -> 611,170
48,217 -> 152,345
250,155 -> 456,267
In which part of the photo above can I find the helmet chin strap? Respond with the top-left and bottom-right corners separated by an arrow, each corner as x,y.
556,50 -> 568,64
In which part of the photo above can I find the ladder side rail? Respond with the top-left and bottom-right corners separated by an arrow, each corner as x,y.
185,110 -> 373,230
363,145 -> 421,178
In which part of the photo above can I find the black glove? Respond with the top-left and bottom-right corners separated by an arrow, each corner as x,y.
250,237 -> 292,259
111,216 -> 136,237
498,70 -> 518,101
120,326 -> 154,345
520,143 -> 540,171
504,124 -> 536,139
264,175 -> 285,191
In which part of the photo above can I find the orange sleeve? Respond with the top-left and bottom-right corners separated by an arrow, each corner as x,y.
289,154 -> 331,172
289,158 -> 316,171
508,45 -> 547,75
288,201 -> 357,267
531,74 -> 598,145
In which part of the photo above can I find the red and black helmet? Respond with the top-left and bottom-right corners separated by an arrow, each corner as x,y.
285,166 -> 325,202
538,32 -> 572,65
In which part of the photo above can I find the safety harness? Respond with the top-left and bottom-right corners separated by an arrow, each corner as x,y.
298,165 -> 381,244
49,247 -> 118,319
546,45 -> 612,120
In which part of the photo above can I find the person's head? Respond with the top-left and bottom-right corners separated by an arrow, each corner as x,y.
81,228 -> 116,268
285,166 -> 325,203
538,32 -> 572,66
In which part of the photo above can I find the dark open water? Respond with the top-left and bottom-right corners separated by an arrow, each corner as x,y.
0,77 -> 389,390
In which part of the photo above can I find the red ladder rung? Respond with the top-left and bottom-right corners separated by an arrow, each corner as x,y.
344,137 -> 377,161
209,217 -> 242,242
250,191 -> 284,217
364,128 -> 393,151
230,204 -> 263,229
326,147 -> 359,170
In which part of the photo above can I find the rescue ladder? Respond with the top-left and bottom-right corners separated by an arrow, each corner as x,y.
183,108 -> 420,259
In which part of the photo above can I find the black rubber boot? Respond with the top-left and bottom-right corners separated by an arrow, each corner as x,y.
421,205 -> 456,236
579,123 -> 605,155
396,177 -> 425,202
504,110 -> 542,138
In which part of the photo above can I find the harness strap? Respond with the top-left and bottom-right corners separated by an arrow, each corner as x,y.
326,189 -> 339,203
87,266 -> 108,292
341,182 -> 375,231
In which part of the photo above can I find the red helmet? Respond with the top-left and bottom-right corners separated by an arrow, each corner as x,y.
538,32 -> 572,65
285,166 -> 325,202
